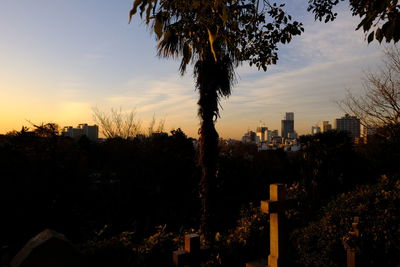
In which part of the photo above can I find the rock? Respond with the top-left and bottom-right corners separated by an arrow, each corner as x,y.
10,229 -> 85,267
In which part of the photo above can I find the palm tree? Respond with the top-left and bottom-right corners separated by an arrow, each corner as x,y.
130,0 -> 303,237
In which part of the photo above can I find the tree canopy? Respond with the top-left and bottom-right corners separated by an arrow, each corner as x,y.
308,0 -> 400,43
129,0 -> 304,73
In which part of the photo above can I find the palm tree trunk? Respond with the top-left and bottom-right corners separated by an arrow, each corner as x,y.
196,57 -> 220,239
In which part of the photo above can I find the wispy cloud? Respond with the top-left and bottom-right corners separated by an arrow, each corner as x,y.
217,10 -> 383,137
97,74 -> 199,135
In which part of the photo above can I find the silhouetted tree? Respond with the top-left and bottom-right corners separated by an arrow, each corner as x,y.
92,107 -> 142,138
356,123 -> 400,176
30,122 -> 60,138
92,107 -> 165,139
339,45 -> 400,131
298,130 -> 363,200
130,0 -> 303,237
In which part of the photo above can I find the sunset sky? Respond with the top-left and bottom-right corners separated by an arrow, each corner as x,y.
0,1 -> 385,139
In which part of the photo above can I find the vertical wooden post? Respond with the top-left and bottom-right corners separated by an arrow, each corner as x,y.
247,183 -> 289,267
264,184 -> 287,267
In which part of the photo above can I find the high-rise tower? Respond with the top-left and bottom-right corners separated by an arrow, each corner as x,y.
281,112 -> 294,139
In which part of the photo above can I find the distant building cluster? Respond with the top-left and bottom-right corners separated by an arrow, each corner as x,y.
242,112 -> 299,151
62,123 -> 99,141
242,112 -> 367,149
311,114 -> 363,142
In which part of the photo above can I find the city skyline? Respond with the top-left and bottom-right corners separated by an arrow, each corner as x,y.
241,112 -> 351,141
0,1 -> 384,139
1,112 -> 354,140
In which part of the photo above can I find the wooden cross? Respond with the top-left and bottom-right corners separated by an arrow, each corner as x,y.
172,234 -> 208,267
347,216 -> 360,267
262,184 -> 289,267
246,183 -> 290,267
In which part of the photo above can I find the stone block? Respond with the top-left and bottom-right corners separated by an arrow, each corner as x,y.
10,229 -> 86,267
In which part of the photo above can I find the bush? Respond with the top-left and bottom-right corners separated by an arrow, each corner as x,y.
83,204 -> 269,267
205,203 -> 269,266
83,225 -> 181,267
292,175 -> 400,267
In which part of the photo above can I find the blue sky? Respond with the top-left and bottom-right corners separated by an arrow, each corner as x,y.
0,0 -> 386,139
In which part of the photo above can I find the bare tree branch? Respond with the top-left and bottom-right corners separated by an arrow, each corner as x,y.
338,45 -> 400,128
92,107 -> 142,139
92,107 -> 165,139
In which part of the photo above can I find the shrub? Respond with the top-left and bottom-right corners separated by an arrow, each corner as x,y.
83,225 -> 181,267
204,203 -> 269,266
292,175 -> 400,267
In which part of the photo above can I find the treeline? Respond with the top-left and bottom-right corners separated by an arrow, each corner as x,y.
0,128 -> 198,257
0,125 -> 399,266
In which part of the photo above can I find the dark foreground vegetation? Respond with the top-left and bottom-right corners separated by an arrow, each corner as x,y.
0,125 -> 399,266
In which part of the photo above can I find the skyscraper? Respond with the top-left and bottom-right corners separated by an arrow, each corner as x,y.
281,112 -> 294,139
256,126 -> 268,143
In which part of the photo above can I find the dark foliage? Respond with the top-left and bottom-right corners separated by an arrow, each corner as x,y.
308,0 -> 400,43
291,175 -> 400,267
1,123 -> 399,266
0,127 -> 294,265
0,129 -> 198,261
356,123 -> 400,177
297,130 -> 368,198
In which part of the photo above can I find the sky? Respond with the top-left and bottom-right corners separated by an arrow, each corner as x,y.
0,0 -> 387,139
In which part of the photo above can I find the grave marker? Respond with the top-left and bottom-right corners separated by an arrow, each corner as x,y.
247,183 -> 290,267
172,234 -> 208,267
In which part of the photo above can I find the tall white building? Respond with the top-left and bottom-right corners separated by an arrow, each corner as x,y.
62,124 -> 99,141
